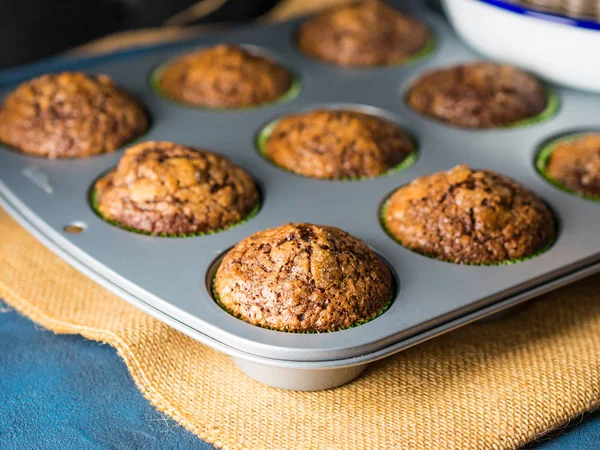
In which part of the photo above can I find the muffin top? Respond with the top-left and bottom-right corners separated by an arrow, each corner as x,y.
262,109 -> 414,180
157,44 -> 292,108
383,165 -> 555,264
94,141 -> 259,235
0,72 -> 148,158
407,62 -> 548,128
545,133 -> 600,197
297,1 -> 430,67
214,223 -> 393,332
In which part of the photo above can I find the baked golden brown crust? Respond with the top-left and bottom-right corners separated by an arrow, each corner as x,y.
214,223 -> 393,332
384,165 -> 555,264
407,62 -> 547,128
297,1 -> 430,67
94,141 -> 259,235
158,44 -> 292,108
263,109 -> 414,179
0,72 -> 148,158
545,133 -> 600,197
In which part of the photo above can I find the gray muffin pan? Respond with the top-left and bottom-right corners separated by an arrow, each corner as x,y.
1,0 -> 600,391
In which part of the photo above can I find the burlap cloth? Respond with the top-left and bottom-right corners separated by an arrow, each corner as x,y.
3,1 -> 600,448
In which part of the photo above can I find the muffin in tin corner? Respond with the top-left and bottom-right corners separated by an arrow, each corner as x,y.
93,141 -> 259,236
297,0 -> 431,67
542,133 -> 600,198
0,72 -> 148,158
214,223 -> 394,332
261,109 -> 416,180
156,44 -> 293,108
407,62 -> 551,128
383,165 -> 555,264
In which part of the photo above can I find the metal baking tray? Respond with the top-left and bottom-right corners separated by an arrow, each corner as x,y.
1,0 -> 600,391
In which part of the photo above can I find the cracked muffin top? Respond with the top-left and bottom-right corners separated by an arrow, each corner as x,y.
214,223 -> 393,332
297,1 -> 430,67
407,62 -> 548,128
94,141 -> 259,235
157,44 -> 292,108
544,133 -> 600,198
383,165 -> 555,264
262,109 -> 414,180
0,72 -> 148,158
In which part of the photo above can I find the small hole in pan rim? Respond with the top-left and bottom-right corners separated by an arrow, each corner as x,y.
378,175 -> 560,266
399,64 -> 560,131
64,222 -> 87,234
87,166 -> 262,238
206,244 -> 400,334
535,129 -> 600,203
148,43 -> 302,110
255,103 -> 419,182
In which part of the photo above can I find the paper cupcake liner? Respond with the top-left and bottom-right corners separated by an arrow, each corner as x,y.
257,118 -> 419,182
502,86 -> 560,129
536,132 -> 600,202
211,273 -> 394,334
149,63 -> 301,110
400,36 -> 437,67
380,201 -> 556,266
90,188 -> 261,238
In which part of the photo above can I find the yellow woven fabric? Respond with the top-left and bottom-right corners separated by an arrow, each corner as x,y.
2,208 -> 600,450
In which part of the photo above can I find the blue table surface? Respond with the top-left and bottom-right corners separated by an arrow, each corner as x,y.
1,299 -> 599,450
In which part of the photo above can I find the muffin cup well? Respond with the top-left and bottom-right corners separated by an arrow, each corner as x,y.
536,132 -> 600,202
208,253 -> 396,333
149,54 -> 301,110
90,187 -> 261,238
0,72 -> 151,159
256,114 -> 419,182
379,199 -> 556,266
403,81 -> 560,130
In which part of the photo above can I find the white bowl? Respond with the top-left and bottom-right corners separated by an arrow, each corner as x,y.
442,0 -> 600,93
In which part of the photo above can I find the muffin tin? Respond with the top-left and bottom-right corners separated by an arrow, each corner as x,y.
1,0 -> 600,391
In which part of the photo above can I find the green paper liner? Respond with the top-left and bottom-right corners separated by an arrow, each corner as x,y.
380,201 -> 556,266
399,36 -> 436,67
536,132 -> 600,202
257,117 -> 419,182
211,271 -> 394,334
150,63 -> 302,110
90,188 -> 261,238
502,87 -> 560,129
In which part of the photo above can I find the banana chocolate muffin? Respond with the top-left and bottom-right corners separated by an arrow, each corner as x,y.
262,109 -> 414,180
94,141 -> 259,235
157,44 -> 292,108
214,223 -> 393,332
297,0 -> 431,66
297,1 -> 430,67
383,165 -> 555,264
407,62 -> 548,128
0,72 -> 148,158
544,133 -> 600,197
